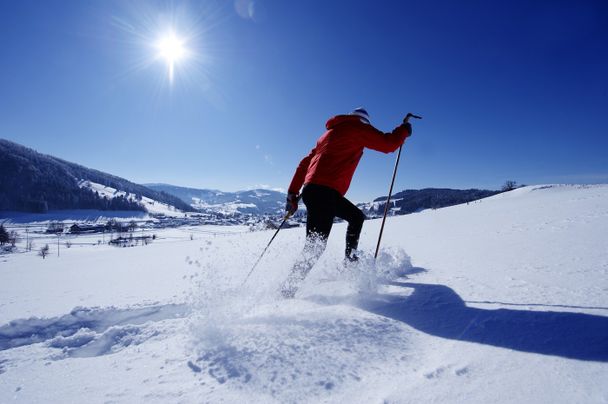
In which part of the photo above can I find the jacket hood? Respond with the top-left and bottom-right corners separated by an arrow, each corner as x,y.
326,114 -> 362,129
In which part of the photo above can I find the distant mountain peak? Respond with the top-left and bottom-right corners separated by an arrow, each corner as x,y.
145,184 -> 286,216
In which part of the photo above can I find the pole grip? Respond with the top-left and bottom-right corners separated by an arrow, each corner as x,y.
404,113 -> 422,123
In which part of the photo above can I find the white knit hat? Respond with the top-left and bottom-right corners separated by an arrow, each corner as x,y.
351,107 -> 370,124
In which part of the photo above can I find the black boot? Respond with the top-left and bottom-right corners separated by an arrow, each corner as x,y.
345,251 -> 359,263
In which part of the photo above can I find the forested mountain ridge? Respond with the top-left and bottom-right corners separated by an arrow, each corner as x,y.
0,139 -> 194,213
360,188 -> 501,216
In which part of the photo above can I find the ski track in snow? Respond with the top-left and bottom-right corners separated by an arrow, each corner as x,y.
0,304 -> 190,356
0,248 -> 422,402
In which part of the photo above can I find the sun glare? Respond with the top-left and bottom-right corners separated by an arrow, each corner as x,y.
114,3 -> 215,91
155,32 -> 188,82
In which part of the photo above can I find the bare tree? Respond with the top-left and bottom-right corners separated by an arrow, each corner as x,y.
39,244 -> 50,259
8,230 -> 19,247
46,221 -> 64,234
502,180 -> 518,192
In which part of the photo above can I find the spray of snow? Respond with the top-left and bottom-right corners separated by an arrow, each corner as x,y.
182,230 -> 415,399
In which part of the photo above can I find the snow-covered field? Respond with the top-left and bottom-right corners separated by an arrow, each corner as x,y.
1,185 -> 607,403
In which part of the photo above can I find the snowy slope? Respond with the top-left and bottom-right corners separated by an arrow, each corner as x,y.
0,184 -> 606,403
0,139 -> 194,214
80,180 -> 187,217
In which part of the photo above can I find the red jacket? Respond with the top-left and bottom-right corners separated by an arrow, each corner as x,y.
288,115 -> 410,196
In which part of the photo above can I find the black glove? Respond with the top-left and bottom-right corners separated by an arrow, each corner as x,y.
403,122 -> 412,137
285,192 -> 298,216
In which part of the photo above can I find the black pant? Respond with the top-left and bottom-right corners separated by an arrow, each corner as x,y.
301,183 -> 366,258
281,184 -> 366,297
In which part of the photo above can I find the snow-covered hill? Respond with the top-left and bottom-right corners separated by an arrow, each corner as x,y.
358,187 -> 500,217
0,184 -> 606,403
0,139 -> 195,214
146,183 -> 285,216
79,180 -> 187,218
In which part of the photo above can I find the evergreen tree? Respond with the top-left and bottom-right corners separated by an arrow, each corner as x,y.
0,224 -> 8,245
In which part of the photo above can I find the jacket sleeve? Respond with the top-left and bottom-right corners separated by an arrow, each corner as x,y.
288,147 -> 316,194
359,123 -> 410,153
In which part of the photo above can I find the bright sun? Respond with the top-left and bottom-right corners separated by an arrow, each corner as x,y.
155,32 -> 188,82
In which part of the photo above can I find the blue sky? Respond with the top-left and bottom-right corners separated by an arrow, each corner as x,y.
1,0 -> 607,202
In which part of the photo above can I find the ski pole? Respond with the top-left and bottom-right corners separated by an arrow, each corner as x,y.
374,113 -> 422,259
242,212 -> 292,285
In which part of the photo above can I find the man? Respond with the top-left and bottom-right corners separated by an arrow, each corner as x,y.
281,107 -> 412,297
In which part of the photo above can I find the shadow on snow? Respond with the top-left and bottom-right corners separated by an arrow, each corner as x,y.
361,281 -> 608,362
